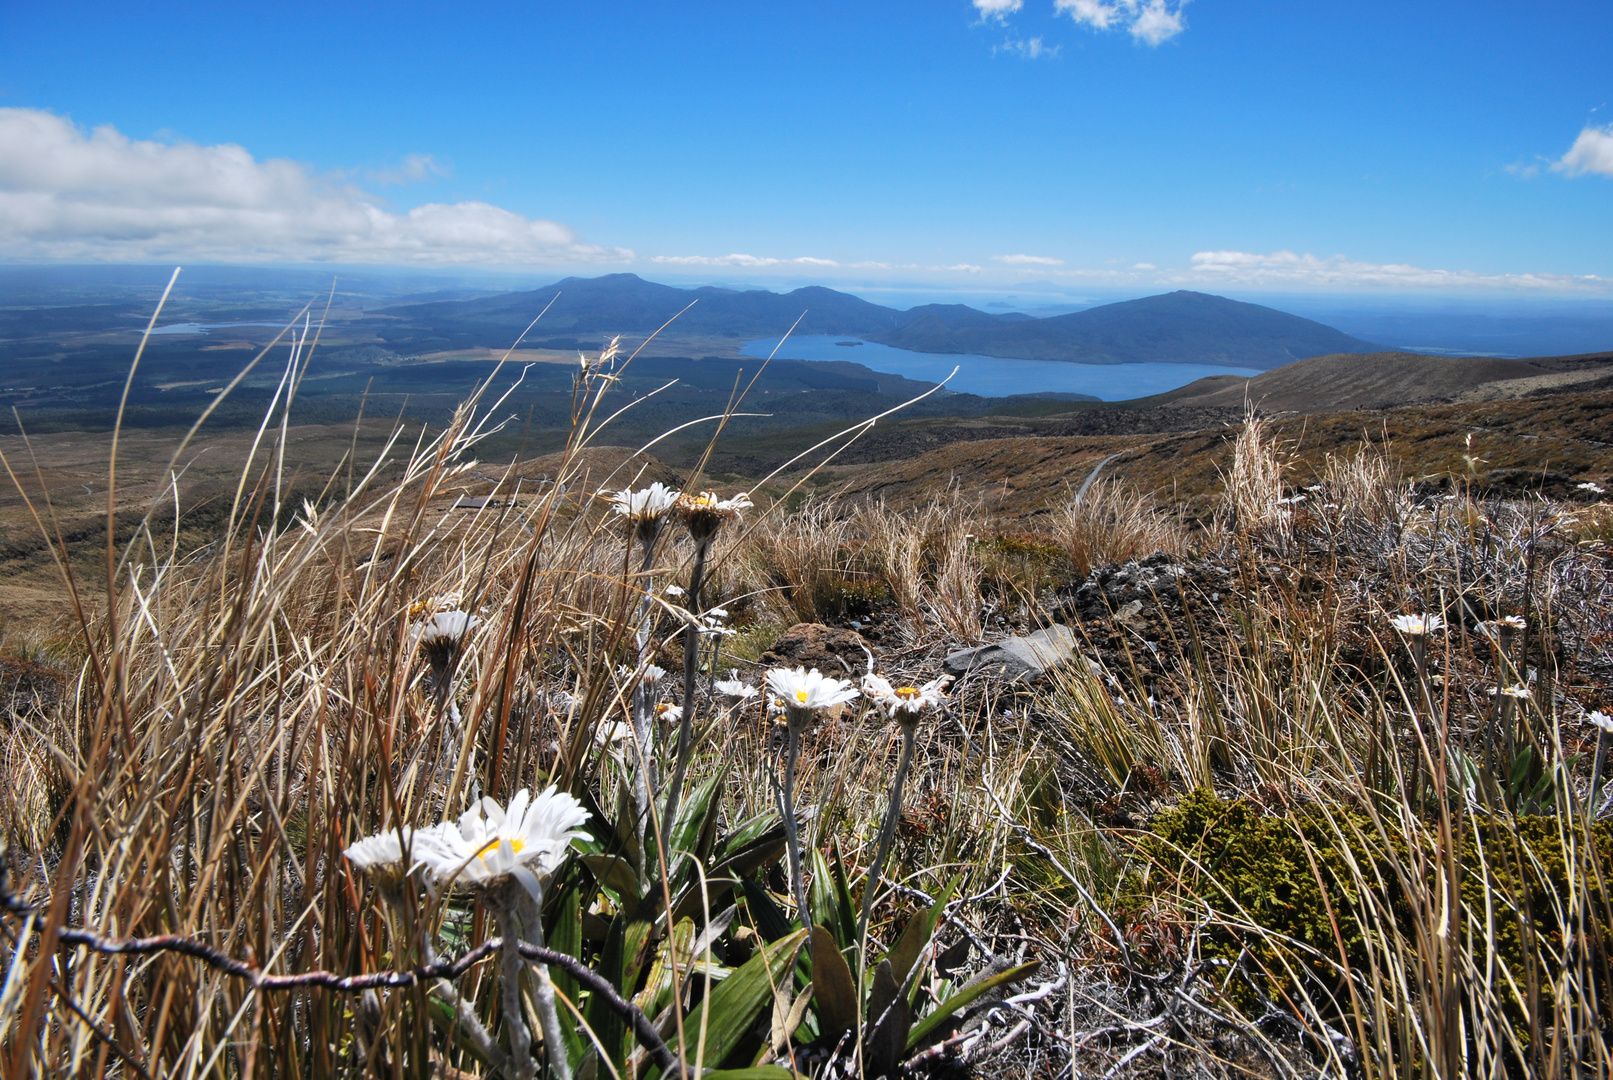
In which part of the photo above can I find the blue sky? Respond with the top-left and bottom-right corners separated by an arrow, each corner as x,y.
2,1 -> 1612,300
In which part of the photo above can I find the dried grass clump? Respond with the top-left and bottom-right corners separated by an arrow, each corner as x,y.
1220,412 -> 1295,541
1051,477 -> 1188,578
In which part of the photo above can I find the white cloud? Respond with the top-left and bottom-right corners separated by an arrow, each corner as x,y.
1132,262 -> 1156,270
973,0 -> 1023,24
1055,0 -> 1187,45
993,253 -> 1065,265
369,153 -> 449,185
0,108 -> 630,265
994,35 -> 1058,59
1553,125 -> 1613,178
1128,0 -> 1186,45
648,253 -> 840,268
1182,249 -> 1612,292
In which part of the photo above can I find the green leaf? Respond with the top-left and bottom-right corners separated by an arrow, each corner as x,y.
586,915 -> 652,1069
741,877 -> 797,944
637,919 -> 697,1023
809,848 -> 842,946
657,929 -> 809,1078
829,842 -> 857,952
671,772 -> 723,858
703,1069 -> 794,1080
549,882 -> 586,1067
882,875 -> 958,990
714,821 -> 789,880
808,926 -> 858,1037
863,959 -> 910,1080
717,810 -> 781,861
905,961 -> 1040,1052
583,853 -> 642,907
425,993 -> 502,1069
1509,746 -> 1535,795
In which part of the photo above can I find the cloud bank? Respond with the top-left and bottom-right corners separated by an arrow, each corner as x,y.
993,253 -> 1065,265
1055,0 -> 1187,46
1184,249 -> 1610,292
648,253 -> 841,268
0,108 -> 630,265
1554,125 -> 1613,178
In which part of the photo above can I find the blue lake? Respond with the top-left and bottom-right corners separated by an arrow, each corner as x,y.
741,336 -> 1261,401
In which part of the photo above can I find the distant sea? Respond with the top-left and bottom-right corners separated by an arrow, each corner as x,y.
741,336 -> 1260,401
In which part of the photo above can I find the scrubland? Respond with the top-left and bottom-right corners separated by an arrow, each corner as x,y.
0,324 -> 1610,1080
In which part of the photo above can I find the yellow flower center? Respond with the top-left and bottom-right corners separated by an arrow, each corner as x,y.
794,689 -> 809,703
476,836 -> 524,862
895,686 -> 920,699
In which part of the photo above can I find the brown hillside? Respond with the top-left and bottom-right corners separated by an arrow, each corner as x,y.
1159,350 -> 1613,413
834,388 -> 1613,518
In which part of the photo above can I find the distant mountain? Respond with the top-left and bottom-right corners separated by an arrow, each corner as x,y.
381,273 -> 906,339
873,291 -> 1377,369
380,275 -> 1375,369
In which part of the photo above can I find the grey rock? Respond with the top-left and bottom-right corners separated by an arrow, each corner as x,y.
943,623 -> 1085,683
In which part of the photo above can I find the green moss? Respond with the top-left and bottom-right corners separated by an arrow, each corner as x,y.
1138,790 -> 1613,1063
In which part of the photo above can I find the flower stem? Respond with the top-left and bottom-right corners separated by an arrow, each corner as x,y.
858,724 -> 914,946
522,888 -> 574,1080
779,717 -> 812,931
1592,729 -> 1608,820
664,536 -> 710,834
628,534 -> 659,879
492,898 -> 536,1080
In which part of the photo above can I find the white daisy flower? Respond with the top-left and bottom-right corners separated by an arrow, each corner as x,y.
1489,684 -> 1532,700
678,490 -> 753,541
415,609 -> 480,645
412,610 -> 482,672
611,482 -> 679,523
1389,613 -> 1445,637
700,611 -> 737,637
656,702 -> 683,724
715,675 -> 759,700
1578,481 -> 1605,494
766,667 -> 859,715
665,584 -> 686,597
1588,710 -> 1613,733
1475,616 -> 1527,640
594,720 -> 634,745
425,787 -> 591,895
862,672 -> 951,720
344,825 -> 456,875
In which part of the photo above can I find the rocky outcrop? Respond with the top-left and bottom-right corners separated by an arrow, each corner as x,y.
758,623 -> 871,676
